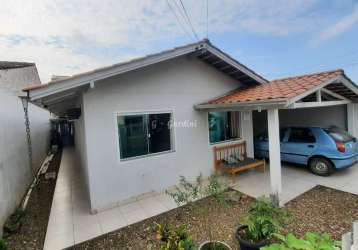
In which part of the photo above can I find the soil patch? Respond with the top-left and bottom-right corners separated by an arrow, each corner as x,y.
68,186 -> 358,250
4,149 -> 62,250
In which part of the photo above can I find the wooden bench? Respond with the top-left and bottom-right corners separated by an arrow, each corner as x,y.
213,141 -> 265,177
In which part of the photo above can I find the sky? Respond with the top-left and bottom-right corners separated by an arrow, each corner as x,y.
0,0 -> 358,83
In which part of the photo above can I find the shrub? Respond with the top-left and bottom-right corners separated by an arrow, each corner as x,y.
0,239 -> 7,250
3,207 -> 26,235
155,223 -> 198,250
261,232 -> 341,250
243,197 -> 291,242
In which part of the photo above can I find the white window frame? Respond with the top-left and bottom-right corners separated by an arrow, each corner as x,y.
207,111 -> 242,145
115,110 -> 176,162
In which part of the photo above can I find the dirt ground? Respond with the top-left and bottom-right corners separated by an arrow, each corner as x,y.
68,186 -> 358,250
4,150 -> 62,250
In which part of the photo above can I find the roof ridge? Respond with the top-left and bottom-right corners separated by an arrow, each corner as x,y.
271,69 -> 344,82
47,39 -> 209,85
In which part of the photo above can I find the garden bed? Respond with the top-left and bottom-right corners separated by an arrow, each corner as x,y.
67,185 -> 358,250
4,149 -> 62,250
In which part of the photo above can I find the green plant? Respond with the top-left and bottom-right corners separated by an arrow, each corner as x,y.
243,197 -> 291,242
166,172 -> 228,207
155,223 -> 198,250
3,207 -> 26,235
0,239 -> 7,250
261,232 -> 341,250
165,172 -> 229,248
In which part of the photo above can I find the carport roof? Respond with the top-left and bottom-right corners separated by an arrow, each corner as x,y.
195,69 -> 358,110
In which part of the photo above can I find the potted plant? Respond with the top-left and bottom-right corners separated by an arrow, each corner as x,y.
166,173 -> 232,250
261,232 -> 341,250
236,197 -> 291,250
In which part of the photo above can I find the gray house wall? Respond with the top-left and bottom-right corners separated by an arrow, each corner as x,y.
76,56 -> 255,212
0,65 -> 50,236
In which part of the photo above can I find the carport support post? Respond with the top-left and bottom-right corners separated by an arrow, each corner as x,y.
347,103 -> 358,138
267,108 -> 282,206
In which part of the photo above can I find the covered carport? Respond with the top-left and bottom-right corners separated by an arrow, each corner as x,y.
196,69 -> 358,204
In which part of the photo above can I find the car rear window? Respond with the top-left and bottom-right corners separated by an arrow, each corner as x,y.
325,127 -> 355,143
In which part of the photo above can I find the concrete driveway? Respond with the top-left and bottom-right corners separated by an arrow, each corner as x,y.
232,162 -> 358,205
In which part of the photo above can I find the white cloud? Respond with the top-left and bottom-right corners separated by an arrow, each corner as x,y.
314,4 -> 358,45
0,0 -> 325,82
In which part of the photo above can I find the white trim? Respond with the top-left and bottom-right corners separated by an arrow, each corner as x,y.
339,75 -> 358,95
30,44 -> 204,100
207,111 -> 242,145
114,109 -> 176,162
316,89 -> 322,102
290,100 -> 351,109
28,41 -> 266,101
205,45 -> 267,84
195,99 -> 288,111
321,88 -> 350,101
286,76 -> 341,105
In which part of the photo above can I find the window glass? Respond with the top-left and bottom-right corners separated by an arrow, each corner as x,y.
118,112 -> 172,159
280,128 -> 288,141
325,126 -> 355,142
288,128 -> 316,143
148,113 -> 171,153
118,115 -> 148,159
257,128 -> 286,142
208,111 -> 240,143
209,112 -> 226,143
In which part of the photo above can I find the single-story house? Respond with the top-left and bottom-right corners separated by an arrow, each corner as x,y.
23,39 -> 358,212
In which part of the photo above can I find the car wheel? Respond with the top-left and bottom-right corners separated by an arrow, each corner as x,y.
309,157 -> 334,176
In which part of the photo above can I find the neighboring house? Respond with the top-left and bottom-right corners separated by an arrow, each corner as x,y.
24,40 -> 358,212
0,62 -> 50,236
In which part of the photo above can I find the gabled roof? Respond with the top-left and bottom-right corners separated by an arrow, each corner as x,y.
0,61 -> 35,70
196,69 -> 358,110
24,39 -> 267,100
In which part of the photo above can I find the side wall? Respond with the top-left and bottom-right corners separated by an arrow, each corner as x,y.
73,97 -> 91,203
82,56 -> 252,211
253,105 -> 347,136
0,89 -> 50,235
0,66 -> 40,93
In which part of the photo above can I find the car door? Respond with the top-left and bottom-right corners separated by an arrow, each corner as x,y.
254,128 -> 288,159
280,127 -> 317,164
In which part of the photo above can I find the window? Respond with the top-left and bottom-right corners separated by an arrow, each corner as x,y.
325,126 -> 355,143
208,111 -> 240,143
256,128 -> 287,142
117,112 -> 173,159
288,128 -> 316,143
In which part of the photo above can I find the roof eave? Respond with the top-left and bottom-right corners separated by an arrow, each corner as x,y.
194,98 -> 288,111
27,40 -> 267,101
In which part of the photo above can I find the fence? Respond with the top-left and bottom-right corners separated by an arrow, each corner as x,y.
342,221 -> 358,250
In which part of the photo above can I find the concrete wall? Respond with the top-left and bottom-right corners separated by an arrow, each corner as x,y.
253,105 -> 348,136
74,97 -> 91,203
0,66 -> 49,236
80,56 -> 253,211
0,66 -> 40,93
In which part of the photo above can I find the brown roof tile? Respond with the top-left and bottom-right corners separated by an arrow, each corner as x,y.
205,69 -> 344,105
22,83 -> 48,91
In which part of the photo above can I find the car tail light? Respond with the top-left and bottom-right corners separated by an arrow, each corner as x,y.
336,141 -> 345,153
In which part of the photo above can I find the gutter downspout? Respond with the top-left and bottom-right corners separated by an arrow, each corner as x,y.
20,91 -> 34,177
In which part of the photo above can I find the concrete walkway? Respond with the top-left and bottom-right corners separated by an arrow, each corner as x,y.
44,148 -> 177,250
44,148 -> 358,249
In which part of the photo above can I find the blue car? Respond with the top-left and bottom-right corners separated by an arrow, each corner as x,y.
254,126 -> 358,176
